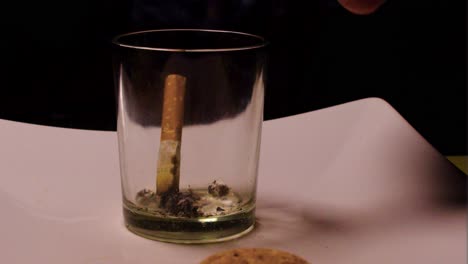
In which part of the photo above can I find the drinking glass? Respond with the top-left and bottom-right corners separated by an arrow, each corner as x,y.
112,29 -> 267,243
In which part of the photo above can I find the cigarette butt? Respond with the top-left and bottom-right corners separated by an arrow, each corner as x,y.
156,74 -> 186,195
160,74 -> 186,141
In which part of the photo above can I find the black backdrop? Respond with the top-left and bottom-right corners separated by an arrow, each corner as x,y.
0,0 -> 465,154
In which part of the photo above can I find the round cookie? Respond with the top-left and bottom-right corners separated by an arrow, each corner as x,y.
200,248 -> 309,264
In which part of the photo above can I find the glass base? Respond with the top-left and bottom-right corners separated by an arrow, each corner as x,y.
123,203 -> 255,244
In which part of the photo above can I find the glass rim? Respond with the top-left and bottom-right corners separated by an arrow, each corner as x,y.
112,29 -> 267,52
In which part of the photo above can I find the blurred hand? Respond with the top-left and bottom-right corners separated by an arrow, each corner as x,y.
338,0 -> 386,14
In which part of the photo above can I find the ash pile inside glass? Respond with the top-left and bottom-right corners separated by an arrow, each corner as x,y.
135,180 -> 241,218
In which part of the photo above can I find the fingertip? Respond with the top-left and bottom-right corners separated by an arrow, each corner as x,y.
337,0 -> 386,15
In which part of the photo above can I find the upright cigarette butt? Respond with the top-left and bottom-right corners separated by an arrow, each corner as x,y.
160,74 -> 186,141
156,74 -> 186,195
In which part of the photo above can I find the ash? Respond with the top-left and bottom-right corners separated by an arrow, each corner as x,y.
135,181 -> 241,218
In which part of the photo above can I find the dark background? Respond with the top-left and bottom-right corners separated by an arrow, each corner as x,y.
0,0 -> 465,154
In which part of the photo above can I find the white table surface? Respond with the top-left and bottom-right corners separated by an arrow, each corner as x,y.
0,98 -> 465,263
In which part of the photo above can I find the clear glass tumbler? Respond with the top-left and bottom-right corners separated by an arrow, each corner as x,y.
112,29 -> 266,243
